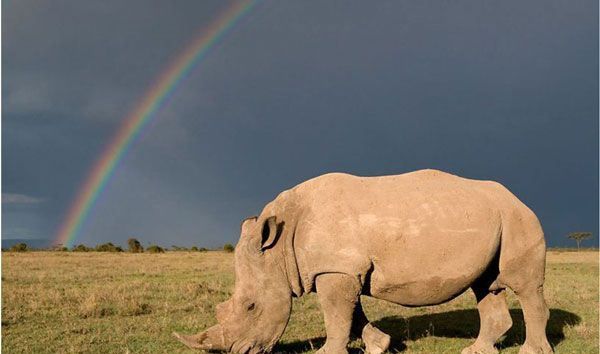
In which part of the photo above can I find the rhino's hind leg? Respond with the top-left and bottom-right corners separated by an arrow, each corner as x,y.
514,285 -> 553,354
462,286 -> 512,354
498,216 -> 552,354
351,301 -> 391,354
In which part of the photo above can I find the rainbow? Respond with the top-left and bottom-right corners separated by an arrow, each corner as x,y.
54,0 -> 259,248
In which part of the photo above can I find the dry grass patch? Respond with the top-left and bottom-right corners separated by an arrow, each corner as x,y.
2,250 -> 598,353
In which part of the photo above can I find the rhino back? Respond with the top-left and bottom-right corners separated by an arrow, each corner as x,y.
290,170 -> 507,303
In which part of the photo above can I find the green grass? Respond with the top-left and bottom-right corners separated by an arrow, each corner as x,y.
2,251 -> 598,353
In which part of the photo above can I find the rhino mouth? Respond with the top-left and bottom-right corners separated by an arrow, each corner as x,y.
230,340 -> 268,354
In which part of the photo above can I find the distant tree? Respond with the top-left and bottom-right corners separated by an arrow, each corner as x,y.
567,232 -> 592,251
171,245 -> 188,251
49,244 -> 68,252
191,246 -> 208,252
128,238 -> 144,253
10,243 -> 28,252
72,244 -> 92,252
147,245 -> 165,253
223,243 -> 235,253
95,242 -> 123,252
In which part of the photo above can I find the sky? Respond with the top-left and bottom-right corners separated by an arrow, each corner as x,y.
3,0 -> 598,248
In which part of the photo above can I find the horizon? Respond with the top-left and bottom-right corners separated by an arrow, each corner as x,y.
2,237 -> 599,251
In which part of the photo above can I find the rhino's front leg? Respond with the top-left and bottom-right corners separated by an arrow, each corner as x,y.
352,302 -> 391,354
315,273 -> 361,354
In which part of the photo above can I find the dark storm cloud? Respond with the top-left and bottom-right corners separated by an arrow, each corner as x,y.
3,0 -> 598,248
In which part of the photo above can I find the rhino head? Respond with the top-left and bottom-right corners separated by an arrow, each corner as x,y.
174,216 -> 293,353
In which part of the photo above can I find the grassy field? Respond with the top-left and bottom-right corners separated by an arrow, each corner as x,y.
2,250 -> 598,353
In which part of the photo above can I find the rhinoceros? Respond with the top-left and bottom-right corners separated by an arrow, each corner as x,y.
174,169 -> 552,354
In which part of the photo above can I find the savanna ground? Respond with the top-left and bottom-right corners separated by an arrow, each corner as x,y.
2,250 -> 598,353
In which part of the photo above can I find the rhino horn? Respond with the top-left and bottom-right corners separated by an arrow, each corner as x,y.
173,324 -> 227,350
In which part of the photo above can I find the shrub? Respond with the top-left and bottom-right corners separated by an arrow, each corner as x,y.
171,245 -> 188,251
10,243 -> 28,252
190,246 -> 208,252
72,244 -> 92,252
95,243 -> 123,252
223,243 -> 235,253
191,246 -> 209,252
49,244 -> 68,252
127,238 -> 143,253
146,245 -> 165,253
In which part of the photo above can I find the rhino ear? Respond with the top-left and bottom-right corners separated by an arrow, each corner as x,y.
240,216 -> 258,235
261,216 -> 281,250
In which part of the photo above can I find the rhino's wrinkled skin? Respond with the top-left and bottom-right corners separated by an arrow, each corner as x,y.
175,170 -> 552,354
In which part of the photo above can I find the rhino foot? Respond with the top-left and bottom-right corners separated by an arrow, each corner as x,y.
315,344 -> 349,354
518,343 -> 553,354
362,323 -> 391,354
461,342 -> 499,354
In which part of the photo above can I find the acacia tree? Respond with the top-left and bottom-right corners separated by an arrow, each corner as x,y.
567,232 -> 592,251
127,238 -> 144,253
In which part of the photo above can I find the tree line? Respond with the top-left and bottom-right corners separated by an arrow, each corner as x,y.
5,238 -> 236,253
6,232 -> 595,252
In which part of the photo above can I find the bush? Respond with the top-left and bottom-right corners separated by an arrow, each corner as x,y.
127,238 -> 143,253
146,245 -> 165,253
190,246 -> 199,251
95,243 -> 123,252
199,247 -> 209,252
49,244 -> 68,252
10,243 -> 28,252
223,243 -> 235,253
72,244 -> 92,252
171,245 -> 188,251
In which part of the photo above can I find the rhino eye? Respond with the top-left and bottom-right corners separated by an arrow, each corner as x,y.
246,303 -> 256,311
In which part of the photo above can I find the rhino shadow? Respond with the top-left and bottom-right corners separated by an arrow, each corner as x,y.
275,308 -> 579,353
374,308 -> 580,352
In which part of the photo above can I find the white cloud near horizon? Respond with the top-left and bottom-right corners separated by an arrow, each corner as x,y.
2,193 -> 45,204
